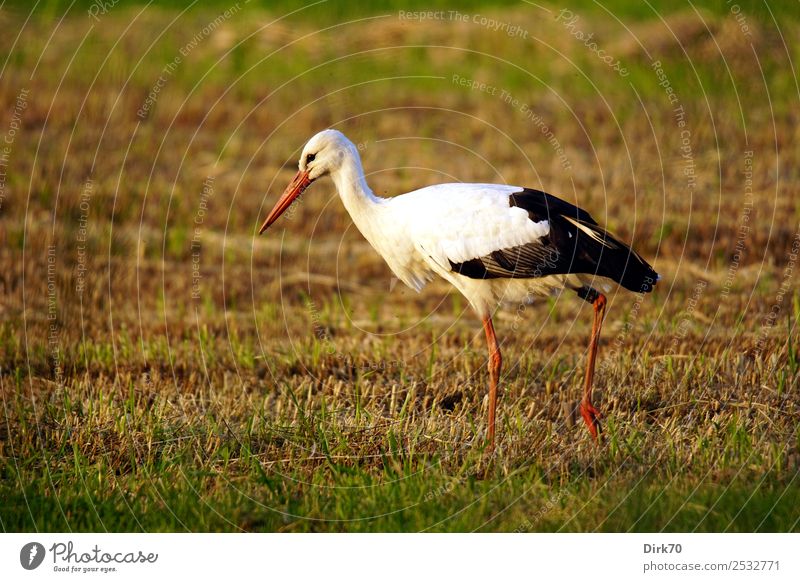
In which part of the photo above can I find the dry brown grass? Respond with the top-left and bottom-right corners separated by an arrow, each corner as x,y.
1,2 -> 798,531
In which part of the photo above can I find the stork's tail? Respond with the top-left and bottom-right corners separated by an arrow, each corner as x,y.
569,217 -> 659,293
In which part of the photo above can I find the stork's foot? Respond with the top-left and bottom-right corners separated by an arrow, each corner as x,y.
579,400 -> 602,441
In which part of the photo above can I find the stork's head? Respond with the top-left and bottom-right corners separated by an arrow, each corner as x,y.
258,129 -> 355,234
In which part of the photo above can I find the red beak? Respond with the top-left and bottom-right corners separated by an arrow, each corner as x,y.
258,170 -> 313,234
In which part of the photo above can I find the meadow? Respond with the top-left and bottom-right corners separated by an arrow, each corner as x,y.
1,0 -> 798,532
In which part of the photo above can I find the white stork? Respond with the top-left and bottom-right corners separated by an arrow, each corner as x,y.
259,129 -> 658,449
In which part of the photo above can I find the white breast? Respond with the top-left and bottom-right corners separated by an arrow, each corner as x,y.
390,183 -> 548,264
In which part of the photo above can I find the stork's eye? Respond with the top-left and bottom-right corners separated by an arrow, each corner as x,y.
306,153 -> 316,164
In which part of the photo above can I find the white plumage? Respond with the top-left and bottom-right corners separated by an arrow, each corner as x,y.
259,129 -> 659,450
359,186 -> 554,297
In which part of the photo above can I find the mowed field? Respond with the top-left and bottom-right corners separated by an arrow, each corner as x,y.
1,1 -> 799,532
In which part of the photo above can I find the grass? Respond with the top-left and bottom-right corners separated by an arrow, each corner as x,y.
1,0 -> 799,532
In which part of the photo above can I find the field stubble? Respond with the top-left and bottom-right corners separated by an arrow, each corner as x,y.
1,2 -> 799,531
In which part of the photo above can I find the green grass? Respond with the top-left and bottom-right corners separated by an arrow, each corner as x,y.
1,0 -> 799,532
5,470 -> 799,532
0,378 -> 800,531
6,0 -> 796,23
3,324 -> 798,531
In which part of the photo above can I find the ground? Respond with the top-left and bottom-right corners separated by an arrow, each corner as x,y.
0,0 -> 798,532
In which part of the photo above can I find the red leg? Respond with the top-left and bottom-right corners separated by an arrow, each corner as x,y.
580,293 -> 606,440
482,315 -> 502,451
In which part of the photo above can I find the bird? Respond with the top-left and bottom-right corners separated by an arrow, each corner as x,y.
259,129 -> 658,450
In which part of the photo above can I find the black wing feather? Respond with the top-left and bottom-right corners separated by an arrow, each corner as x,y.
449,188 -> 659,293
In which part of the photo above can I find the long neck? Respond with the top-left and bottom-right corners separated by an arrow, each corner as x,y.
330,150 -> 388,247
329,147 -> 417,282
